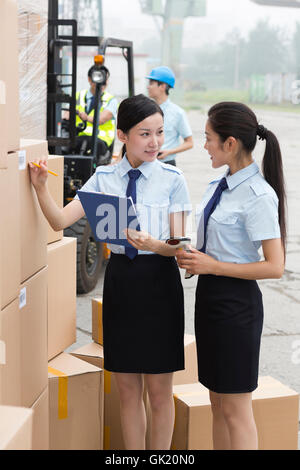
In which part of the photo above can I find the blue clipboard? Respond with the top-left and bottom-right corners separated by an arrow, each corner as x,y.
77,190 -> 140,247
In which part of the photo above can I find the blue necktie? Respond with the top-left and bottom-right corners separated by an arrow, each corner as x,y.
198,177 -> 228,253
125,169 -> 142,259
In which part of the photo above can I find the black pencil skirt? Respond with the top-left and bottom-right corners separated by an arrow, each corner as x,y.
195,274 -> 264,394
102,253 -> 185,374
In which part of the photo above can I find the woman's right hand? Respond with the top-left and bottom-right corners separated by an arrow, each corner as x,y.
28,160 -> 48,191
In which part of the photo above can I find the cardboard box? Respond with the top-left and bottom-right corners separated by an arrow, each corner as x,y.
0,405 -> 33,450
0,153 -> 21,310
92,297 -> 103,345
31,387 -> 49,450
70,341 -> 123,450
48,352 -> 104,450
171,376 -> 300,450
19,139 -> 48,282
47,237 -> 77,360
0,0 -> 20,155
0,298 -> 21,406
20,267 -> 48,407
75,334 -> 198,449
71,342 -> 153,450
47,155 -> 64,245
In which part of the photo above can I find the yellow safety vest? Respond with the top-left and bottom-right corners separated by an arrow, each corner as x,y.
76,90 -> 116,147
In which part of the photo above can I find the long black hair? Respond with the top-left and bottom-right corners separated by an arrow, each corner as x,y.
117,94 -> 164,157
208,101 -> 287,255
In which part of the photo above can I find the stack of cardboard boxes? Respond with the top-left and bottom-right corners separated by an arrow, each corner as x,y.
0,0 -> 104,451
0,0 -> 48,450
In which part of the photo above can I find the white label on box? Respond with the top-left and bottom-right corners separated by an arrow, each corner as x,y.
0,340 -> 6,365
18,150 -> 26,170
0,81 -> 6,105
19,287 -> 27,309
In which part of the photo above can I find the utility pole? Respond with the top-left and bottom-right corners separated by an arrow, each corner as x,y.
61,0 -> 104,35
140,0 -> 206,76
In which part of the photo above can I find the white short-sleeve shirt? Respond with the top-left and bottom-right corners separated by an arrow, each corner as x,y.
75,156 -> 192,254
196,162 -> 281,263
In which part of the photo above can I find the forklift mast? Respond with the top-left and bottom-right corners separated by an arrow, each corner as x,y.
47,0 -> 135,155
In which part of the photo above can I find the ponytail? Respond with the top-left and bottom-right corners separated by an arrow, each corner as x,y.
262,129 -> 287,257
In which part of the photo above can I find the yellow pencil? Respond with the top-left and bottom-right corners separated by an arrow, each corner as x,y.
31,161 -> 58,177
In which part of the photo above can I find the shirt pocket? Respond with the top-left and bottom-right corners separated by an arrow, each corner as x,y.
140,198 -> 170,238
210,212 -> 238,225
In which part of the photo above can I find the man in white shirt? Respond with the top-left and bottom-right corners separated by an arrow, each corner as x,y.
146,66 -> 193,166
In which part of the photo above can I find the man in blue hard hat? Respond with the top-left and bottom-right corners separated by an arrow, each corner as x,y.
146,66 -> 193,166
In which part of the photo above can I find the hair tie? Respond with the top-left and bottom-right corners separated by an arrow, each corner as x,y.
257,124 -> 268,141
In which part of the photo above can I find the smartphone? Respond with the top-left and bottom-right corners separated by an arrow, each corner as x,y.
166,237 -> 191,249
166,237 -> 194,279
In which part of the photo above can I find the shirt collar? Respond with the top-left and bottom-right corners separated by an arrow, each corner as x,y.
159,98 -> 171,110
209,161 -> 259,190
226,161 -> 259,190
119,154 -> 157,179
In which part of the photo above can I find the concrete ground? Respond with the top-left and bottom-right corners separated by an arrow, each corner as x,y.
66,106 -> 300,448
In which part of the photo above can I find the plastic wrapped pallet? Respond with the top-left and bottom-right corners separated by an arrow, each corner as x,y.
18,0 -> 48,139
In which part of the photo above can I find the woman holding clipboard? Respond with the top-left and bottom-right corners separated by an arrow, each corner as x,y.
29,94 -> 191,450
176,102 -> 286,450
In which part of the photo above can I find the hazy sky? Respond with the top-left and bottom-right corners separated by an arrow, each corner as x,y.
102,0 -> 300,44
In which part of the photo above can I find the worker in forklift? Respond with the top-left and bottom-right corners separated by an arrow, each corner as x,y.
63,64 -> 118,165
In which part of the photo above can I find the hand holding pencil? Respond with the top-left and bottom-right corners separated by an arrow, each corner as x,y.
28,159 -> 57,191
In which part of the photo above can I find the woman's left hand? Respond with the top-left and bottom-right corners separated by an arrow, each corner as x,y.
124,228 -> 160,253
175,246 -> 219,275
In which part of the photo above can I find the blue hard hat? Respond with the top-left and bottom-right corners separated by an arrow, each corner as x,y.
146,66 -> 175,88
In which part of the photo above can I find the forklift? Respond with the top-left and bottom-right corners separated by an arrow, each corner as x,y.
47,0 -> 135,293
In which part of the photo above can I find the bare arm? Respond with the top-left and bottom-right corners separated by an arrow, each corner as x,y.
29,160 -> 85,231
176,238 -> 285,280
157,136 -> 194,160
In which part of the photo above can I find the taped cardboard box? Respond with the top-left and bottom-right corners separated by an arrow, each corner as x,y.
47,155 -> 64,245
0,0 -> 20,155
47,237 -> 77,361
0,298 -> 21,406
31,387 -> 49,450
0,153 -> 21,310
70,342 -> 155,450
48,352 -> 104,450
19,139 -> 48,283
70,341 -> 124,450
171,376 -> 300,450
0,405 -> 33,450
20,267 -> 48,407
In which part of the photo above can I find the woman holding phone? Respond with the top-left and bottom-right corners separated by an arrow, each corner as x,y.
176,102 -> 286,450
29,94 -> 191,450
